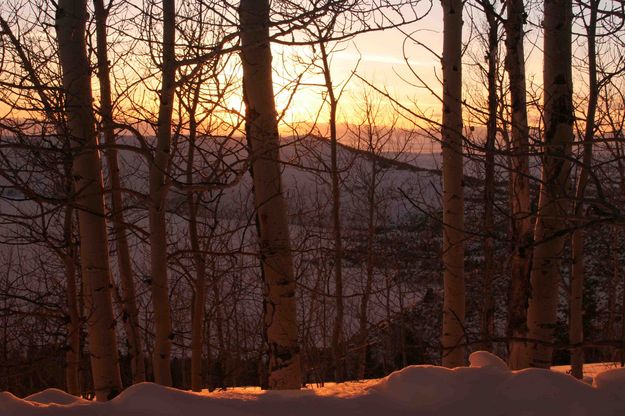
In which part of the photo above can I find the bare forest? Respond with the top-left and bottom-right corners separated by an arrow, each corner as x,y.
1,0 -> 625,404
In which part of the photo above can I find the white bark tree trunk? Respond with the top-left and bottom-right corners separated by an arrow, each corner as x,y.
239,0 -> 301,390
186,103 -> 207,392
524,0 -> 574,369
605,225 -> 618,349
504,0 -> 533,370
440,0 -> 465,368
319,41 -> 345,383
55,0 -> 122,400
479,0 -> 498,353
357,148 -> 377,379
570,0 -> 598,379
63,206 -> 81,396
148,0 -> 176,386
621,245 -> 625,365
93,0 -> 146,384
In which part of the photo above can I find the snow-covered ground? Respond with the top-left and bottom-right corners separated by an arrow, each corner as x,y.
3,352 -> 625,416
552,362 -> 625,382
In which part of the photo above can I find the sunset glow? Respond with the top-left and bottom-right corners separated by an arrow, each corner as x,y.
1,0 -> 625,412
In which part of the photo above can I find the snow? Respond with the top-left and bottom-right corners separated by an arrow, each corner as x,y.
468,350 -> 509,371
552,362 -> 624,380
2,352 -> 625,416
594,366 -> 625,392
24,389 -> 87,406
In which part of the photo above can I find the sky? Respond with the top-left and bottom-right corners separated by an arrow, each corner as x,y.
272,2 -> 446,133
269,0 -> 548,141
0,0 -> 569,145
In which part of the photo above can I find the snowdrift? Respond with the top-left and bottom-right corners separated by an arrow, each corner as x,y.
2,352 -> 625,416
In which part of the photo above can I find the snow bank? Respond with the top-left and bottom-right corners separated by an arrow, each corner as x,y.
2,352 -> 625,416
25,389 -> 87,405
594,366 -> 625,396
468,350 -> 508,370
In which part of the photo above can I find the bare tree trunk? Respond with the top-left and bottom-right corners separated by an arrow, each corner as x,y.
570,0 -> 598,379
148,0 -> 176,386
357,154 -> 377,379
63,206 -> 81,396
93,0 -> 145,384
605,225 -> 617,357
570,228 -> 585,377
211,269 -> 227,388
504,0 -> 533,370
609,104 -> 625,365
621,243 -> 625,366
319,41 -> 345,383
56,0 -> 122,400
187,106 -> 207,392
480,0 -> 498,353
398,280 -> 407,368
239,0 -> 301,390
440,0 -> 465,368
524,0 -> 574,369
1,300 -> 6,391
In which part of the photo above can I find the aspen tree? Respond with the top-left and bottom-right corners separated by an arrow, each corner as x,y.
239,0 -> 301,389
62,205 -> 80,395
148,0 -> 176,386
55,0 -> 122,400
570,0 -> 599,379
440,0 -> 466,368
478,0 -> 498,353
318,39 -> 346,383
184,79 -> 206,392
93,0 -> 146,384
504,0 -> 533,370
525,0 -> 574,369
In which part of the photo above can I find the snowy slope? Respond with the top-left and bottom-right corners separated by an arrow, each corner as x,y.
2,352 -> 625,416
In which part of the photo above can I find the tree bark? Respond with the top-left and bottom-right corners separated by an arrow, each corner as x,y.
319,40 -> 345,382
621,239 -> 625,366
357,150 -> 377,379
524,0 -> 574,369
239,0 -> 301,390
480,0 -> 498,353
211,268 -> 227,389
148,0 -> 176,386
504,0 -> 533,370
605,225 -> 617,350
55,0 -> 122,400
187,104 -> 207,392
440,0 -> 465,368
63,206 -> 81,396
93,0 -> 146,384
569,0 -> 598,379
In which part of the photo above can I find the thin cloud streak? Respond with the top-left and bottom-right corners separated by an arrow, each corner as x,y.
334,52 -> 436,67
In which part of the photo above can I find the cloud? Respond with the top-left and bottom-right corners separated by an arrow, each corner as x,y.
333,52 -> 435,67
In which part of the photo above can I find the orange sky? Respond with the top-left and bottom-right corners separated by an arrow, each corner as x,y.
273,3 -> 444,132
0,1 -> 564,144
272,1 -> 546,139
